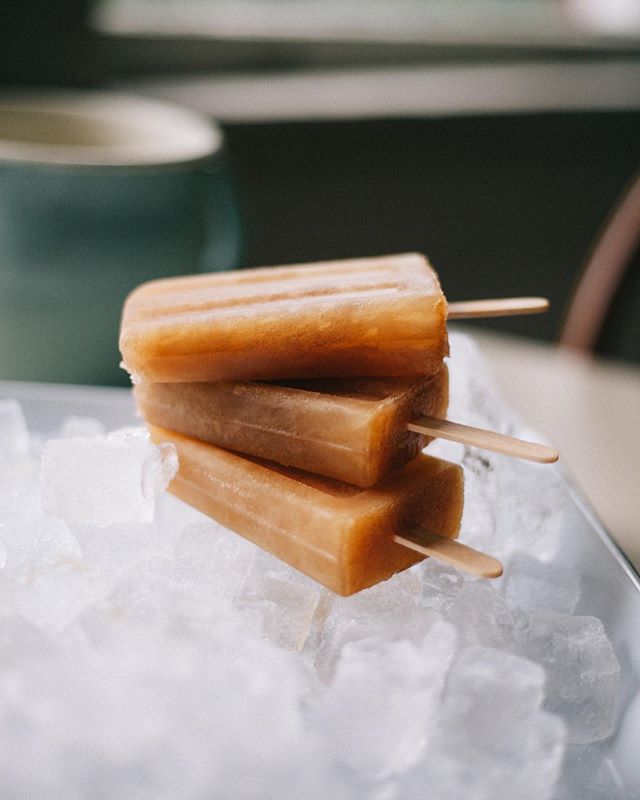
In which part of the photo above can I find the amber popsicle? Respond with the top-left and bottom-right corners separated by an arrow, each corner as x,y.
120,253 -> 449,383
136,366 -> 448,488
148,425 -> 464,596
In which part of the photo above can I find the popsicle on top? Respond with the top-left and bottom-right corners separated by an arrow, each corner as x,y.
135,365 -> 449,488
120,253 -> 449,384
149,425 -> 465,595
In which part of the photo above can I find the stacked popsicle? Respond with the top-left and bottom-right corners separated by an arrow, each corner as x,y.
120,253 -> 557,595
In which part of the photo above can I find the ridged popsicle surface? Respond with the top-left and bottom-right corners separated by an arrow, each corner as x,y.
120,253 -> 448,383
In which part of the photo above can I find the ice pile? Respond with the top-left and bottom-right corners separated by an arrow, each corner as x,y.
429,336 -> 570,564
0,333 -> 625,799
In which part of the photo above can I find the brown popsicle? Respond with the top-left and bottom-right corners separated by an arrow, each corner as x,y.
148,425 -> 465,596
120,253 -> 449,383
136,361 -> 557,488
136,366 -> 449,488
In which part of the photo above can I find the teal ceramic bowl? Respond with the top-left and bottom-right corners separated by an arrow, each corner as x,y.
0,93 -> 241,385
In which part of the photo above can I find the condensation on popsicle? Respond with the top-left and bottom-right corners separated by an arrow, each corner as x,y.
120,254 -> 448,383
148,425 -> 464,596
135,366 -> 448,488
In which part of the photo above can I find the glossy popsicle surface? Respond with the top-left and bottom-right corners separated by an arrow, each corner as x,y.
149,425 -> 464,596
136,365 -> 448,487
120,254 -> 448,383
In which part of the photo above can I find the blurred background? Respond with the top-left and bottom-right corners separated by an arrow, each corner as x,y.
1,0 -> 639,553
2,0 -> 640,360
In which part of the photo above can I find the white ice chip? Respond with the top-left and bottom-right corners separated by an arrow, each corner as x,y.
40,427 -> 178,525
0,398 -> 30,461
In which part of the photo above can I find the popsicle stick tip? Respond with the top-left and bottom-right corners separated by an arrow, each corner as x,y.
407,416 -> 559,465
483,560 -> 504,579
543,447 -> 560,464
447,297 -> 550,319
394,529 -> 503,580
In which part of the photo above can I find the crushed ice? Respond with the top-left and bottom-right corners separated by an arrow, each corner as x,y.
0,334 -> 624,799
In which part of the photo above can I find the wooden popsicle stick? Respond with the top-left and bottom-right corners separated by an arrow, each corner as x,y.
394,528 -> 503,579
447,297 -> 549,319
407,416 -> 559,464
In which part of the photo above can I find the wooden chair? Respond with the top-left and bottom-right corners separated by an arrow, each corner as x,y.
561,171 -> 640,361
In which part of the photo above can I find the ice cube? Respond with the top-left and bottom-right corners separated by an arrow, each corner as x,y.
502,552 -> 580,615
109,428 -> 179,501
105,555 -> 188,624
446,582 -> 517,649
104,544 -> 252,634
420,559 -> 470,614
445,333 -> 568,564
40,427 -> 178,525
440,646 -> 550,743
72,520 -> 172,589
0,456 -> 40,522
553,742 -> 608,800
0,398 -> 30,462
174,521 -> 258,596
0,514 -> 104,633
252,549 -> 336,652
428,711 -> 565,800
410,646 -> 566,800
57,416 -> 106,439
457,447 -> 500,552
0,572 -> 12,617
315,620 -> 457,781
0,515 -> 82,576
555,752 -> 629,800
154,490 -> 208,544
314,572 -> 434,681
11,564 -> 108,634
446,334 -> 515,433
522,613 -> 620,743
495,458 -> 569,563
0,615 -> 56,664
586,758 -> 628,800
235,574 -> 320,651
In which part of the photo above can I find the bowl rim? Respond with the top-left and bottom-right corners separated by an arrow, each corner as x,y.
0,91 -> 224,170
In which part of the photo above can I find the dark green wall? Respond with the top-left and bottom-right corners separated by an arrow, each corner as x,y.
224,112 -> 640,360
